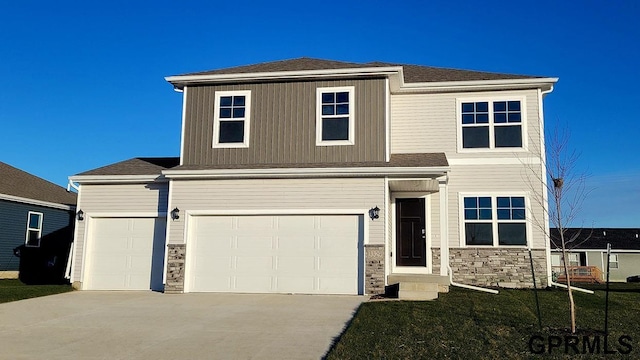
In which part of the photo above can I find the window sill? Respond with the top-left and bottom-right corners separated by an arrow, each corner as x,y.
212,142 -> 249,149
316,140 -> 355,147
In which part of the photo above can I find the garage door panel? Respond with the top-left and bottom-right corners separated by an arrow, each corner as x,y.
235,276 -> 272,292
188,214 -> 362,294
236,256 -> 273,273
277,256 -> 316,272
277,236 -> 316,251
237,236 -> 273,252
86,217 -> 165,291
276,277 -> 315,293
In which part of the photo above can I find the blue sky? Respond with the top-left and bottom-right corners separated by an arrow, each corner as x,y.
1,1 -> 638,227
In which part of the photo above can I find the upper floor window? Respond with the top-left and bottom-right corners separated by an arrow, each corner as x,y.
462,195 -> 527,246
459,98 -> 525,150
25,211 -> 43,247
316,86 -> 355,146
213,90 -> 251,148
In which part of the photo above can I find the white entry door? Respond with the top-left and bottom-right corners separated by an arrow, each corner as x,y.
85,217 -> 166,291
187,215 -> 362,294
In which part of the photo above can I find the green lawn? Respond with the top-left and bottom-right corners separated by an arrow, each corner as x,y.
0,279 -> 73,304
326,284 -> 640,359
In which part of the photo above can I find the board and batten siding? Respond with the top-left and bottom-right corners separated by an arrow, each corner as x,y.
72,183 -> 168,282
168,178 -> 386,246
390,89 -> 541,159
0,200 -> 73,271
183,78 -> 386,166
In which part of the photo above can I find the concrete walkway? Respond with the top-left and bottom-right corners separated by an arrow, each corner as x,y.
0,291 -> 365,360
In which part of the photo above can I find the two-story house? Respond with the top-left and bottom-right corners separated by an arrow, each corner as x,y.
68,58 -> 557,298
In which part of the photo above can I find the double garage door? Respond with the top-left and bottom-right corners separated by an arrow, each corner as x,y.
84,214 -> 362,294
187,214 -> 362,295
84,217 -> 166,291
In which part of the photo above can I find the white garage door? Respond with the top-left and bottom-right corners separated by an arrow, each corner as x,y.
187,215 -> 362,294
85,217 -> 166,291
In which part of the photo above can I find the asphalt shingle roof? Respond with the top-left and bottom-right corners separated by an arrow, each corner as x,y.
76,154 -> 447,175
168,153 -> 449,171
76,157 -> 180,176
175,57 -> 545,83
0,162 -> 77,206
550,228 -> 640,251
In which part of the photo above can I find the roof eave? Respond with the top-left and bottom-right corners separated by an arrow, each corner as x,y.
69,174 -> 168,184
162,166 -> 450,179
165,67 -> 403,89
394,77 -> 559,93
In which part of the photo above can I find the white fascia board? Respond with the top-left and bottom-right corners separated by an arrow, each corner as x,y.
550,248 -> 640,253
0,194 -> 75,211
165,67 -> 403,88
162,166 -> 450,179
393,77 -> 559,93
68,174 -> 167,184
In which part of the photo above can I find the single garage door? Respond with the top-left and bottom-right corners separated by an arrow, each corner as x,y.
187,215 -> 362,294
85,217 -> 166,291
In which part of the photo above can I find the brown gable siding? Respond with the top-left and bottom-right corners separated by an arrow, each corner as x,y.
182,78 -> 386,166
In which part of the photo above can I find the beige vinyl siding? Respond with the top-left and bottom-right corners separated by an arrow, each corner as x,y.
390,89 -> 541,159
72,182 -> 168,282
446,164 -> 547,249
169,178 -> 385,246
183,78 -> 386,166
585,251 -> 640,282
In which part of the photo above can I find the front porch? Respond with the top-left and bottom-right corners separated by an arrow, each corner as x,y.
385,176 -> 451,299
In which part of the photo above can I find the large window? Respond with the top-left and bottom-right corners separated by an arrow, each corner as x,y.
316,86 -> 355,146
459,98 -> 524,150
213,90 -> 251,148
25,211 -> 43,247
462,195 -> 527,246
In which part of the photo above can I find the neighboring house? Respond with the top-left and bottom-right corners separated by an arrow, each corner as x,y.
0,162 -> 77,279
69,58 -> 557,297
550,228 -> 640,282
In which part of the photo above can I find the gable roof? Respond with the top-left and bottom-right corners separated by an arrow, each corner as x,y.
173,57 -> 545,83
76,157 -> 181,176
0,161 -> 77,207
550,228 -> 640,251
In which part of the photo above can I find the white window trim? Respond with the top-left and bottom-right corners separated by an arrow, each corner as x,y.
609,254 -> 619,269
212,90 -> 251,148
25,211 -> 43,248
458,192 -> 531,248
456,96 -> 528,153
316,86 -> 355,146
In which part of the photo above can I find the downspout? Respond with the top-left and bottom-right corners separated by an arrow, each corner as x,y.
67,179 -> 79,192
538,86 -> 593,295
448,264 -> 499,294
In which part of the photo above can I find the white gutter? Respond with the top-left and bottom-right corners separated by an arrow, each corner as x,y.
166,67 -> 402,88
67,179 -> 79,192
69,174 -> 167,184
447,265 -> 499,294
162,166 -> 450,179
0,193 -> 74,211
539,85 -> 555,289
64,242 -> 73,280
549,281 -> 594,294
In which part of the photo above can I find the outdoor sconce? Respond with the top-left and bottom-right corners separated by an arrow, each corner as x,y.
171,207 -> 180,220
76,210 -> 84,221
369,206 -> 380,220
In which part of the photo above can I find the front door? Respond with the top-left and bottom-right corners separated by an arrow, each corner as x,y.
396,198 -> 426,267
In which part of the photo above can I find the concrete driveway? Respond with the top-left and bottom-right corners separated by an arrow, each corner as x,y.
0,291 -> 365,360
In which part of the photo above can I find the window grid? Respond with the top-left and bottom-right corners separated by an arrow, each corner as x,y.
462,195 -> 528,247
316,86 -> 355,146
609,254 -> 619,269
213,90 -> 251,148
459,99 -> 524,149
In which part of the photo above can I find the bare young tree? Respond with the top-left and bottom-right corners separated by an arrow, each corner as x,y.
522,123 -> 592,334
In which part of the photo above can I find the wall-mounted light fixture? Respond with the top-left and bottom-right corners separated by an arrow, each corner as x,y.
76,210 -> 84,221
369,206 -> 380,220
171,207 -> 180,220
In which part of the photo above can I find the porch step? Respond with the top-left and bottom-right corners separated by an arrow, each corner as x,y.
387,274 -> 450,301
